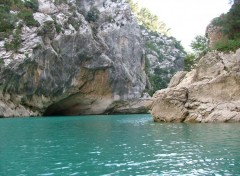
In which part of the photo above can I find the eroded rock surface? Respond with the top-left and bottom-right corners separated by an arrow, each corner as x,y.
151,49 -> 240,122
0,0 -> 147,117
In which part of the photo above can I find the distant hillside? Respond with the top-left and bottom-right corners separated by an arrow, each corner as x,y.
127,0 -> 186,95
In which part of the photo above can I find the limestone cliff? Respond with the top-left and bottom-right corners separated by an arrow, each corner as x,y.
0,0 -> 147,117
151,49 -> 240,122
142,28 -> 185,94
0,0 -> 185,117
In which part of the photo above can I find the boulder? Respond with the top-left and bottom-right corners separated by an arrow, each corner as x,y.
150,49 -> 240,122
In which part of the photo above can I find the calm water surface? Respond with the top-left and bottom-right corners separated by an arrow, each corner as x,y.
0,114 -> 240,175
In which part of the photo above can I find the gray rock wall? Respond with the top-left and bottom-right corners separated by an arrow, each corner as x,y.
142,28 -> 185,93
0,0 -> 146,117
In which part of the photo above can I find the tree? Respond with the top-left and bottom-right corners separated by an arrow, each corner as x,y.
190,35 -> 209,57
183,35 -> 208,72
127,0 -> 170,35
224,3 -> 240,39
184,54 -> 196,71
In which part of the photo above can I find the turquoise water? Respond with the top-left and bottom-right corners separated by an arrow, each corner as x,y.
0,114 -> 240,176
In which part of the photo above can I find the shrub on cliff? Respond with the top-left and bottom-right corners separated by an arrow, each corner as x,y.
0,0 -> 39,51
0,1 -> 16,34
211,3 -> 240,52
18,8 -> 39,27
0,0 -> 39,35
214,39 -> 240,52
86,7 -> 100,22
24,0 -> 39,12
4,24 -> 22,52
223,3 -> 240,39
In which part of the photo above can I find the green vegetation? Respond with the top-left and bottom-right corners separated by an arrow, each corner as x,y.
190,35 -> 209,57
24,0 -> 39,12
54,0 -> 68,5
184,54 -> 196,72
145,41 -> 165,61
183,35 -> 209,71
0,0 -> 39,45
18,8 -> 39,27
214,39 -> 240,52
0,0 -> 39,27
86,7 -> 100,22
147,67 -> 175,95
0,1 -> 17,37
4,26 -> 21,51
53,17 -> 62,34
211,3 -> 240,52
127,0 -> 170,35
185,2 -> 240,69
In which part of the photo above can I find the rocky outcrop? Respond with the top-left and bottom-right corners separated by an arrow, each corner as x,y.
151,49 -> 240,122
107,93 -> 153,114
0,0 -> 147,117
0,92 -> 39,117
206,24 -> 228,49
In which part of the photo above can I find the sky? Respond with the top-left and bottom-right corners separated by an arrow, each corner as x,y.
135,0 -> 232,51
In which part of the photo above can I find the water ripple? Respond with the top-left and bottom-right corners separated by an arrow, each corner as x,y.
0,115 -> 240,175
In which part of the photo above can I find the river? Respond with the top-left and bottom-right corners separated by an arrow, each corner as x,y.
0,114 -> 239,175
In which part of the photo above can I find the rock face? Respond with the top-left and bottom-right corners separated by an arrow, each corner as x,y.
151,49 -> 240,122
142,28 -> 185,93
206,24 -> 228,49
0,0 -> 147,117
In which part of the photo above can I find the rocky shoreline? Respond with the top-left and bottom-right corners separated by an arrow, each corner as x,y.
150,49 -> 240,122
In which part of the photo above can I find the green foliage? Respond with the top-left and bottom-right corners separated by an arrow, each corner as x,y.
223,3 -> 240,40
24,0 -> 39,12
144,55 -> 150,74
55,22 -> 62,34
4,28 -> 21,52
0,0 -> 39,50
127,0 -> 170,35
145,58 -> 174,95
86,7 -> 100,22
68,16 -> 81,30
210,3 -> 240,52
214,39 -> 240,52
184,54 -> 196,71
211,15 -> 226,27
108,15 -> 115,23
53,0 -> 68,5
184,35 -> 207,72
52,16 -> 62,34
18,8 -> 39,27
0,57 -> 3,65
148,67 -> 171,94
0,0 -> 39,41
0,3 -> 16,34
174,40 -> 185,51
211,3 -> 240,40
190,35 -> 209,57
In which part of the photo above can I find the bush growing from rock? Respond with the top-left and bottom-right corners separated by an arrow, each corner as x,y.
215,39 -> 240,52
86,7 -> 100,22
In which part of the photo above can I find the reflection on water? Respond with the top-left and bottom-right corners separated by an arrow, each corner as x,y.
0,115 -> 240,175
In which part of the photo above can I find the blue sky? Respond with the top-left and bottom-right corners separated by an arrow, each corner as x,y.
134,0 -> 231,51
